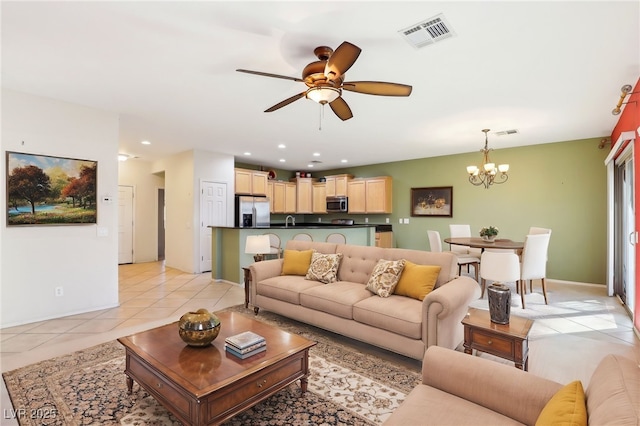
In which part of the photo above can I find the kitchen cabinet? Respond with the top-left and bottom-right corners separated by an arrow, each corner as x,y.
293,178 -> 313,213
267,181 -> 274,213
272,181 -> 285,213
347,176 -> 393,214
347,179 -> 366,213
325,174 -> 353,197
312,182 -> 327,213
234,168 -> 268,195
284,182 -> 297,213
375,232 -> 393,248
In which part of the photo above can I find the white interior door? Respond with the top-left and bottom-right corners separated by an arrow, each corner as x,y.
118,185 -> 134,264
200,181 -> 227,273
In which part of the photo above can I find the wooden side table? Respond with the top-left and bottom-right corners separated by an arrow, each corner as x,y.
462,308 -> 534,370
242,267 -> 251,309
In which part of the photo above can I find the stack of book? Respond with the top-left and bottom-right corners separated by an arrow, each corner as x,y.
224,331 -> 266,359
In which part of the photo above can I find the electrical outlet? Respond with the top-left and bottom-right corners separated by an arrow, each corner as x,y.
55,286 -> 64,297
386,218 -> 390,224
365,217 -> 369,223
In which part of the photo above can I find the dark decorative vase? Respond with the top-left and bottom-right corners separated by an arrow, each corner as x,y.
487,283 -> 511,324
178,308 -> 221,347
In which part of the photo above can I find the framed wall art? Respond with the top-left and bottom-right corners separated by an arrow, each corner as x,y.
6,151 -> 97,226
410,186 -> 453,217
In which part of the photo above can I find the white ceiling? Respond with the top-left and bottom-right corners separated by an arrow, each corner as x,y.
2,1 -> 638,171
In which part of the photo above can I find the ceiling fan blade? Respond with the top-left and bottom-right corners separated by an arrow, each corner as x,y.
324,41 -> 361,84
342,81 -> 412,96
236,69 -> 303,83
329,97 -> 353,121
264,92 -> 307,112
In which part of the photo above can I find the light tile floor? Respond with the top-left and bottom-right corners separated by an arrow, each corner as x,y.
0,262 -> 638,420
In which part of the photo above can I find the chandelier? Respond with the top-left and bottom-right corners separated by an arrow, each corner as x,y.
466,129 -> 509,189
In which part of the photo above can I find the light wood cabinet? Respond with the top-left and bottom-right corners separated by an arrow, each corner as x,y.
267,181 -> 274,213
272,181 -> 286,213
234,168 -> 268,195
284,182 -> 297,213
347,176 -> 392,214
347,179 -> 366,213
375,232 -> 393,248
293,178 -> 313,213
365,176 -> 393,213
325,174 -> 353,197
312,182 -> 327,213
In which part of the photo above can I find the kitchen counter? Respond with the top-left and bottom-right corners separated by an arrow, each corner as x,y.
209,225 -> 376,284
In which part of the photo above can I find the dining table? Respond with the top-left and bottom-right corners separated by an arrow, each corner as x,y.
444,237 -> 524,252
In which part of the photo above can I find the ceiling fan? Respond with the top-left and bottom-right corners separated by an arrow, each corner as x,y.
236,41 -> 412,121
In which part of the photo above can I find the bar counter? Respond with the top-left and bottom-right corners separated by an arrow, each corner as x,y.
209,225 -> 376,284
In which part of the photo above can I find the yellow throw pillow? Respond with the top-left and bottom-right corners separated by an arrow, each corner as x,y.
394,261 -> 441,301
281,249 -> 314,276
535,381 -> 587,426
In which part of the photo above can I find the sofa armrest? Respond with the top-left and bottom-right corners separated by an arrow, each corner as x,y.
423,346 -> 562,425
422,276 -> 480,350
249,259 -> 283,304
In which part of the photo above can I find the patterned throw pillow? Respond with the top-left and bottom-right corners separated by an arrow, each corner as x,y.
305,252 -> 343,284
366,259 -> 406,297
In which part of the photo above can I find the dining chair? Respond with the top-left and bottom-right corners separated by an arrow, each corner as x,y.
448,224 -> 482,259
479,251 -> 521,302
528,227 -> 552,235
264,233 -> 282,259
325,233 -> 346,244
428,230 -> 479,281
519,233 -> 551,307
292,233 -> 313,242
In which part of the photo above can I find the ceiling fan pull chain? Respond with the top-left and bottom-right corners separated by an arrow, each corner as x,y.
318,104 -> 323,131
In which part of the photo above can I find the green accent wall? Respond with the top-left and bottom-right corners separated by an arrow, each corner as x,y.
314,137 -> 608,284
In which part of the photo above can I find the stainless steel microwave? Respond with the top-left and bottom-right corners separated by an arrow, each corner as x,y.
326,196 -> 348,213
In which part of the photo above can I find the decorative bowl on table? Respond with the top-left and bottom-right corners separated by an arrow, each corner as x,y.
178,308 -> 221,347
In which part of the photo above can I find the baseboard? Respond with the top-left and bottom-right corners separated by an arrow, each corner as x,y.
546,278 -> 605,288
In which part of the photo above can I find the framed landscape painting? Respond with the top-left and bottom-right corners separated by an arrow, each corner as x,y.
411,186 -> 453,217
6,151 -> 97,226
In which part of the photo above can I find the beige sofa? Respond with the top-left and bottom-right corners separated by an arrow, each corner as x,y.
384,346 -> 640,425
249,240 -> 480,360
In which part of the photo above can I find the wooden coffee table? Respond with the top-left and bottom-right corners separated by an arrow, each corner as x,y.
117,311 -> 316,425
462,308 -> 533,370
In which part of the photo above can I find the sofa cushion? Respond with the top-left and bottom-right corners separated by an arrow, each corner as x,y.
300,281 -> 372,319
336,244 -> 386,284
585,354 -> 640,426
394,261 -> 441,301
383,384 -> 524,426
535,381 -> 586,426
305,252 -> 343,284
366,259 -> 406,297
353,295 -> 422,339
281,249 -> 314,276
257,275 -> 323,305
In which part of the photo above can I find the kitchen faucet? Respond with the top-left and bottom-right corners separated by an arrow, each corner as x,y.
285,215 -> 295,228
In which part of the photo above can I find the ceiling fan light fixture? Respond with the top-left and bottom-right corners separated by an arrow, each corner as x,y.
306,87 -> 340,104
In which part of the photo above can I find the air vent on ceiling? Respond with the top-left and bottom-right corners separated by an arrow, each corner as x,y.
398,13 -> 456,49
495,129 -> 520,136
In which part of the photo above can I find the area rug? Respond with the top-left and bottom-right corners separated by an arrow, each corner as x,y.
3,306 -> 421,426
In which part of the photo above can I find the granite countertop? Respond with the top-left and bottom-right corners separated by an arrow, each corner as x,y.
211,223 -> 391,231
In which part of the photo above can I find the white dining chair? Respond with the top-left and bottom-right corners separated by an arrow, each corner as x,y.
264,233 -> 282,259
429,230 -> 479,281
292,233 -> 313,242
519,233 -> 551,307
479,251 -> 521,301
528,227 -> 552,235
325,233 -> 346,244
449,224 -> 482,259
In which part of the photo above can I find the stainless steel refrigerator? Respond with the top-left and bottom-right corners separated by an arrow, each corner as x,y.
234,196 -> 271,228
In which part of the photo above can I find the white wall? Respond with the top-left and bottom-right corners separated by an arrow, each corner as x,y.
118,160 -> 165,262
162,149 -> 235,273
1,89 -> 120,327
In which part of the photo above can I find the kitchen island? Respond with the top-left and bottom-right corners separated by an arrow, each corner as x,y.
209,224 -> 376,284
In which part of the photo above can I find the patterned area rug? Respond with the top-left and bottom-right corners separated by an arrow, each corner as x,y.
3,306 -> 421,426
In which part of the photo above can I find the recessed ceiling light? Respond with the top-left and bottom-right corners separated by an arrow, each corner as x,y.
279,159 -> 286,162
341,159 -> 348,163
278,144 -> 286,149
312,152 -> 320,157
141,140 -> 151,145
307,164 -> 314,168
118,154 -> 129,162
244,152 -> 251,156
